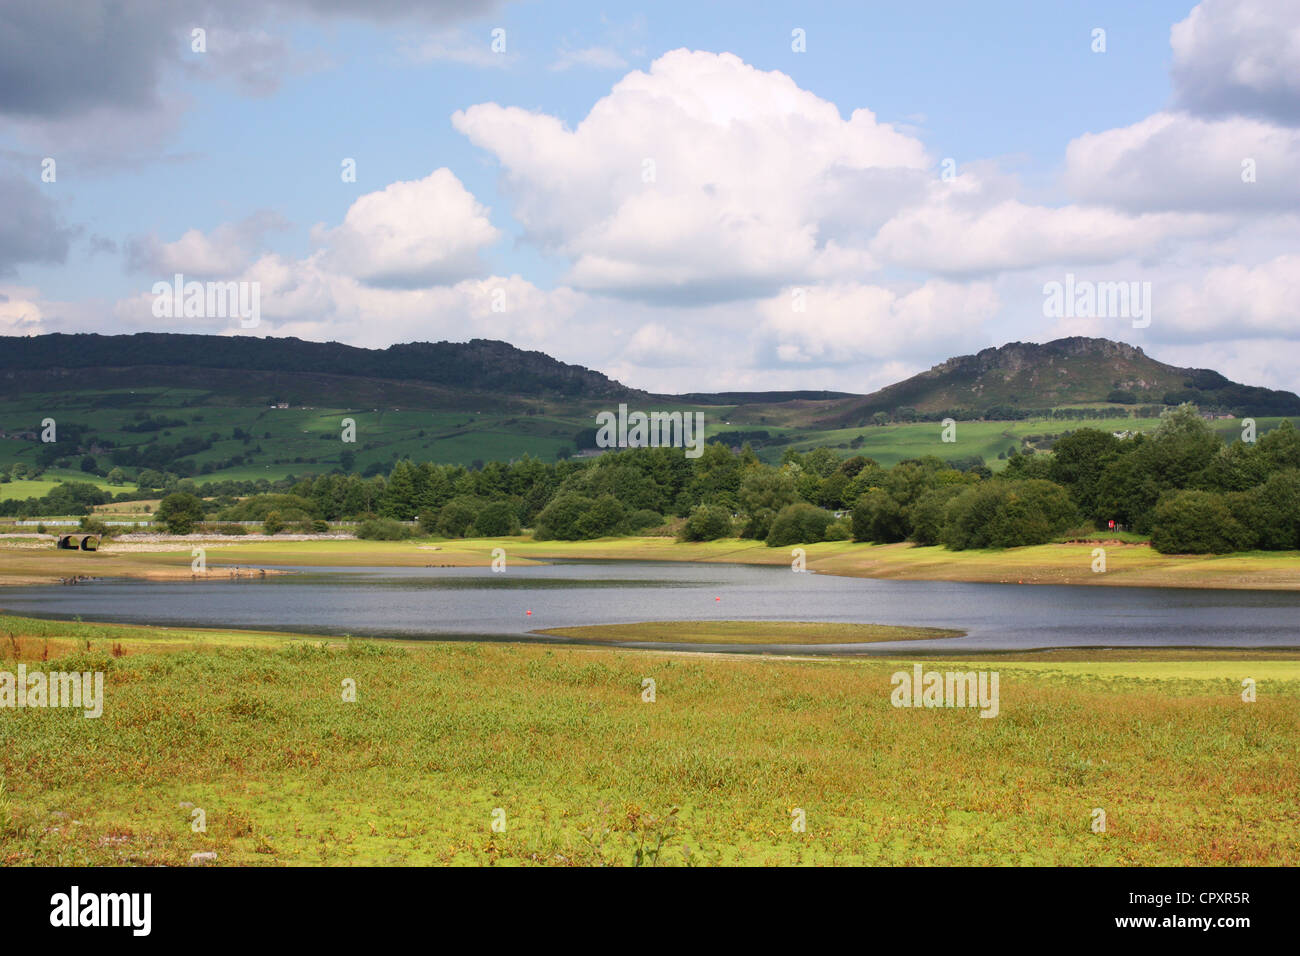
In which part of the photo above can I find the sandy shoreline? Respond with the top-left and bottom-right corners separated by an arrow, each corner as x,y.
2,534 -> 1299,591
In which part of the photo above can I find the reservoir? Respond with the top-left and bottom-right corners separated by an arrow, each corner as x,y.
3,560 -> 1299,655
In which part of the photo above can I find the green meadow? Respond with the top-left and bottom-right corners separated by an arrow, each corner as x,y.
0,614 -> 1296,866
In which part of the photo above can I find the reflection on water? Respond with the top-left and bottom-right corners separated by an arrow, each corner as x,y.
4,561 -> 1299,655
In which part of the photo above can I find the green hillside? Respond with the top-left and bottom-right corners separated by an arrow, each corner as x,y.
1,333 -> 1296,495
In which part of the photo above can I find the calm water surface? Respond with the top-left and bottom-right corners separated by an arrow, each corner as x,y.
3,560 -> 1298,655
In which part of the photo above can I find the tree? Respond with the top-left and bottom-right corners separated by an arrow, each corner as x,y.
436,496 -> 481,538
106,467 -> 127,486
851,488 -> 906,543
1149,490 -> 1252,554
678,504 -> 733,541
942,480 -> 1076,550
738,468 -> 797,520
1258,419 -> 1300,470
1250,469 -> 1300,550
262,511 -> 285,535
380,459 -> 419,520
765,502 -> 833,547
471,500 -> 521,537
908,485 -> 966,546
156,492 -> 205,534
1047,428 -> 1120,519
575,494 -> 627,538
533,493 -> 593,541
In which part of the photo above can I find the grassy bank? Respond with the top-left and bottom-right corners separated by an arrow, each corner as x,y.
1,614 -> 1295,866
4,534 -> 1300,591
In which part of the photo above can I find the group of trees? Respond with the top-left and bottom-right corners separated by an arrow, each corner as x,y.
1001,407 -> 1300,552
8,403 -> 1300,555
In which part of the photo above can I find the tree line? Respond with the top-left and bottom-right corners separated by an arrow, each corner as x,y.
8,405 -> 1300,555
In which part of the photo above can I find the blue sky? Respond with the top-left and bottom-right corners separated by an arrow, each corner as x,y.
1,0 -> 1296,395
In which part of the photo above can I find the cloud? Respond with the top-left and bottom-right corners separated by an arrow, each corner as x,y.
870,190 -> 1224,275
620,322 -> 698,367
1064,111 -> 1300,213
756,280 -> 1000,368
1140,338 -> 1300,396
312,168 -> 500,288
1156,253 -> 1300,343
0,174 -> 75,274
0,0 -> 502,165
1171,0 -> 1300,125
125,211 -> 289,278
0,284 -> 46,335
453,49 -> 929,304
0,1 -> 178,119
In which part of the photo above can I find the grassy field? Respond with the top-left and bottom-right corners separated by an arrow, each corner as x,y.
0,469 -> 114,501
0,613 -> 1295,866
4,534 -> 1300,590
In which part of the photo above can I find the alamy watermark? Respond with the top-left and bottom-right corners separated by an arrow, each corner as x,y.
1042,273 -> 1151,329
595,403 -> 705,458
890,663 -> 999,718
50,886 -> 150,936
1,664 -> 104,718
151,273 -> 260,328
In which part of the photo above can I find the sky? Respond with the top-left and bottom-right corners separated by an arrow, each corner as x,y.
1,0 -> 1297,395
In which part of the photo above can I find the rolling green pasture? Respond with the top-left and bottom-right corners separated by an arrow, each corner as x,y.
1,385 -> 1294,491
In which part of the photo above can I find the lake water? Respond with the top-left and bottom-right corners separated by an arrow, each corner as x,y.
3,560 -> 1299,655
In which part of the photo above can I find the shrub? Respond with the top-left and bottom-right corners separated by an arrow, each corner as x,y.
765,503 -> 834,547
156,492 -> 205,534
626,509 -> 664,532
262,511 -> 285,536
822,518 -> 851,541
355,518 -> 412,540
78,515 -> 111,537
217,494 -> 315,523
678,504 -> 733,541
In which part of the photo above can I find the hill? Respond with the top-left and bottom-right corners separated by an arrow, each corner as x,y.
815,338 -> 1300,426
0,333 -> 1296,481
0,333 -> 639,404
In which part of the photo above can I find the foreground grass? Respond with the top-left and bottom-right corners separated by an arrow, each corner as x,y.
536,621 -> 964,645
1,615 -> 1296,866
5,535 -> 1300,591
